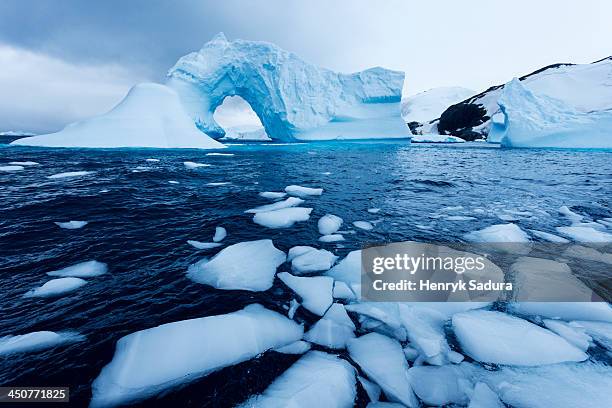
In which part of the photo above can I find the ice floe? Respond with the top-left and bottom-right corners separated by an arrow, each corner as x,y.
319,234 -> 345,243
408,365 -> 472,406
259,191 -> 287,200
571,321 -> 612,351
543,319 -> 592,351
47,260 -> 108,278
528,229 -> 570,243
367,208 -> 381,214
9,161 -> 39,166
285,185 -> 323,198
318,214 -> 343,235
563,245 -> 612,264
509,302 -> 612,322
452,310 -> 587,365
333,281 -> 356,300
291,248 -> 337,274
463,223 -> 530,243
274,340 -> 311,355
187,240 -> 222,250
0,165 -> 24,172
25,277 -> 88,298
0,331 -> 85,356
352,221 -> 374,231
253,207 -> 312,229
187,239 -> 285,291
347,333 -> 419,407
183,161 -> 210,169
559,205 -> 584,223
55,220 -> 88,229
212,226 -> 227,242
245,197 -> 304,213
467,382 -> 503,408
47,171 -> 94,179
90,304 -> 303,407
358,375 -> 381,402
206,153 -> 234,156
325,250 -> 361,294
277,273 -> 333,316
304,304 -> 355,349
145,158 -> 159,162
556,226 -> 612,243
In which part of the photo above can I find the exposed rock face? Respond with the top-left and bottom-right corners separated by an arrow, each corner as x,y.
167,33 -> 411,142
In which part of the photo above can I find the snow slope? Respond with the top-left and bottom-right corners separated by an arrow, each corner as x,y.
12,83 -> 225,149
167,33 -> 411,141
401,87 -> 474,123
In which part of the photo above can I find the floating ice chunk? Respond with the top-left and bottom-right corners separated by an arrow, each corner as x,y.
571,321 -> 612,351
287,299 -> 300,319
347,333 -> 418,407
452,310 -> 587,365
259,191 -> 287,200
206,153 -> 234,156
408,365 -> 472,406
333,281 -> 356,299
319,234 -> 345,243
91,304 -> 303,407
25,277 -> 88,298
212,226 -> 227,242
367,208 -> 381,214
47,171 -> 94,179
528,229 -> 570,243
206,182 -> 230,186
47,260 -> 108,278
287,246 -> 316,261
318,214 -> 343,235
543,319 -> 592,351
274,340 -> 311,354
245,197 -> 305,213
304,304 -> 355,349
353,221 -> 374,231
187,239 -> 285,291
9,161 -> 39,166
239,351 -> 355,408
183,161 -> 210,169
145,158 -> 159,162
187,240 -> 222,250
509,302 -> 612,322
563,245 -> 612,264
446,215 -> 477,221
55,220 -> 88,229
464,223 -> 530,243
285,185 -> 323,198
358,375 -> 381,402
0,331 -> 85,356
253,207 -> 312,229
291,249 -> 337,274
0,165 -> 24,172
556,226 -> 612,243
168,180 -> 179,184
558,205 -> 584,223
468,382 -> 503,408
325,250 -> 361,295
278,273 -> 333,316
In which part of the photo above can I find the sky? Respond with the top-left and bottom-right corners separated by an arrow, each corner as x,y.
1,0 -> 611,133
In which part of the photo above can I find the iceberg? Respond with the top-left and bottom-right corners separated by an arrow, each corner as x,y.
492,78 -> 612,148
238,351 -> 355,408
253,207 -> 312,229
187,239 -> 285,291
54,220 -> 88,230
46,260 -> 108,278
452,310 -> 587,365
90,304 -> 303,407
12,83 -> 225,149
24,277 -> 88,298
318,214 -> 343,235
0,331 -> 85,356
167,33 -> 411,141
277,273 -> 333,316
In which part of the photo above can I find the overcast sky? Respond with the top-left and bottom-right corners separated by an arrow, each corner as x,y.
1,0 -> 610,133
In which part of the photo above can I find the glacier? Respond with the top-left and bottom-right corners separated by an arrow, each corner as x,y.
491,78 -> 612,148
167,33 -> 411,141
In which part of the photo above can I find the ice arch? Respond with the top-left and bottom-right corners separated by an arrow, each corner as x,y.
167,33 -> 411,142
213,96 -> 271,141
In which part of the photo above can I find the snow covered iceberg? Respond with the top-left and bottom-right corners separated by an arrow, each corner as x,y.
167,33 -> 411,141
491,78 -> 612,148
12,83 -> 225,149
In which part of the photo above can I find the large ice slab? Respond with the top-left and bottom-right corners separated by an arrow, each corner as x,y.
0,331 -> 84,356
12,83 -> 226,149
304,304 -> 355,349
90,304 -> 303,407
187,239 -> 285,291
278,273 -> 333,316
167,33 -> 411,141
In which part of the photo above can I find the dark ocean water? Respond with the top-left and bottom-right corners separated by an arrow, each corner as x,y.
1,141 -> 611,406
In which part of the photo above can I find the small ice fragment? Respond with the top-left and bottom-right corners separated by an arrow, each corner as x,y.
168,180 -> 179,184
274,340 -> 311,354
468,382 -> 504,408
55,220 -> 88,229
278,272 -> 333,316
9,161 -> 39,166
353,221 -> 374,231
464,223 -> 530,243
321,171 -> 332,175
287,246 -> 316,261
319,234 -> 345,242
304,304 -> 356,349
358,375 -> 381,402
259,191 -> 287,199
212,226 -> 227,242
47,171 -> 94,179
47,261 -> 108,278
25,278 -> 88,298
333,281 -> 356,299
245,197 -> 304,213
0,331 -> 85,356
367,208 -> 381,214
529,229 -> 570,243
446,215 -> 477,221
543,319 -> 592,351
187,240 -> 222,250
318,214 -> 343,235
291,248 -> 337,274
183,161 -> 210,169
408,365 -> 472,406
253,207 -> 312,228
145,158 -> 159,162
288,299 -> 300,319
285,185 -> 323,198
206,152 -> 234,156
559,205 -> 584,223
0,165 -> 24,172
206,182 -> 230,186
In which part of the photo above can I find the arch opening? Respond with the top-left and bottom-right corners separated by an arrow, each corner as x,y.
212,96 -> 271,141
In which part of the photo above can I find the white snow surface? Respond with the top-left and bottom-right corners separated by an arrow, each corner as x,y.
47,260 -> 108,278
55,220 -> 88,229
90,304 -> 303,407
25,277 -> 88,298
187,239 -> 285,291
318,214 -> 343,235
0,331 -> 84,356
12,83 -> 225,149
253,207 -> 312,228
401,86 -> 475,123
277,273 -> 333,316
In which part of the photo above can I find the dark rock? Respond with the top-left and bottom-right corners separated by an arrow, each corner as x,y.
437,103 -> 489,135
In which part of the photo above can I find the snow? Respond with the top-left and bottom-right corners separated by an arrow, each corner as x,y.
245,197 -> 304,213
0,331 -> 85,356
509,302 -> 612,322
493,78 -> 612,148
274,340 -> 311,355
183,161 -> 210,169
253,207 -> 312,228
222,125 -> 272,141
291,248 -> 337,274
47,171 -> 94,179
259,191 -> 287,199
408,365 -> 472,406
468,382 -> 503,408
347,333 -> 418,407
90,304 -> 303,408
411,134 -> 465,143
304,304 -> 355,349
556,226 -> 612,243
212,226 -> 227,242
401,86 -> 475,123
285,185 -> 323,198
529,229 -> 570,243
277,273 -> 333,316
352,221 -> 374,231
318,214 -> 343,235
187,239 -> 285,291
47,260 -> 108,278
0,165 -> 24,172
238,351 -> 355,408
24,277 -> 88,298
55,220 -> 88,229
187,240 -> 222,250
543,319 -> 592,351
452,310 -> 587,365
167,33 -> 410,142
319,234 -> 345,243
13,83 -> 225,149
463,223 -> 530,243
